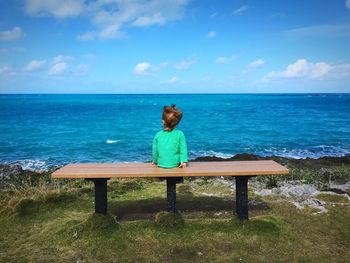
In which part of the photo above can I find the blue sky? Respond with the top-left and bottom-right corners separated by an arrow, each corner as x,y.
1,0 -> 350,93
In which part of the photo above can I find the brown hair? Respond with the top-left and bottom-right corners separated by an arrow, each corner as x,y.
162,104 -> 183,130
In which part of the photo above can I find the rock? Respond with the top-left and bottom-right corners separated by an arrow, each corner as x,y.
230,153 -> 263,161
191,153 -> 350,169
255,183 -> 319,198
192,156 -> 227,162
329,181 -> 350,192
322,188 -> 349,195
254,182 -> 350,214
202,192 -> 219,197
0,164 -> 23,183
254,183 -> 329,213
291,199 -> 328,214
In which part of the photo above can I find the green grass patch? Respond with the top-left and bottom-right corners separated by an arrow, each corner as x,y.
316,193 -> 349,203
41,191 -> 77,204
12,198 -> 41,216
155,211 -> 185,228
83,213 -> 120,230
1,172 -> 350,262
1,192 -> 349,262
240,216 -> 284,236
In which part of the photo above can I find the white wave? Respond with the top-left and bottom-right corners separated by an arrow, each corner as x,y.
106,139 -> 119,144
255,145 -> 350,159
190,150 -> 234,159
189,145 -> 349,160
10,159 -> 50,172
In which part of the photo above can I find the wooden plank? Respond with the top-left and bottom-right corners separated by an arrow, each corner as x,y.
52,160 -> 289,179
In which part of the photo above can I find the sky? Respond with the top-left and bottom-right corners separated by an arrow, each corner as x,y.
0,0 -> 350,93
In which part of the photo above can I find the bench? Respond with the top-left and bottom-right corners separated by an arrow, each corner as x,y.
52,160 -> 289,220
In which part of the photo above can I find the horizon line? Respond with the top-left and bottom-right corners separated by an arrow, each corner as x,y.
1,92 -> 350,95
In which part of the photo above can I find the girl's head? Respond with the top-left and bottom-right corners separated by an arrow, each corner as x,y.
162,104 -> 182,131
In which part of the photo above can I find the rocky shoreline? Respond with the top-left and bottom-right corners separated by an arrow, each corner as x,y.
1,154 -> 349,215
193,153 -> 350,169
1,153 -> 349,181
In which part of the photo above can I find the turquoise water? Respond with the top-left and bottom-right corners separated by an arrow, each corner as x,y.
0,94 -> 349,170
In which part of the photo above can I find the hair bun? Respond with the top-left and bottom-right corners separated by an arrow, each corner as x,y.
171,104 -> 176,108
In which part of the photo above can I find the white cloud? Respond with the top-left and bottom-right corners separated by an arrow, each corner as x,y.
48,62 -> 69,75
248,59 -> 265,68
168,76 -> 178,83
282,22 -> 350,38
134,62 -> 153,75
1,47 -> 26,53
159,62 -> 168,68
131,0 -> 188,26
133,61 -> 168,75
0,27 -> 24,41
207,31 -> 216,38
97,24 -> 125,40
48,55 -> 72,75
328,63 -> 350,79
175,58 -> 196,70
53,55 -> 72,64
25,60 -> 47,71
262,59 -> 350,82
346,0 -> 350,10
215,55 -> 237,64
25,0 -> 189,40
233,5 -> 248,15
132,13 -> 166,27
24,0 -> 86,19
77,31 -> 95,41
92,0 -> 188,39
0,65 -> 15,75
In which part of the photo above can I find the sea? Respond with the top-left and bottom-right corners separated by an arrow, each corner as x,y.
0,94 -> 350,171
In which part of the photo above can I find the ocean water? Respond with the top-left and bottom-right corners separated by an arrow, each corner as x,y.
0,94 -> 350,170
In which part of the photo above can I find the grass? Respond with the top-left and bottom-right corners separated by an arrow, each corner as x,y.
155,211 -> 185,228
256,165 -> 350,190
0,167 -> 350,262
0,160 -> 350,262
316,193 -> 349,203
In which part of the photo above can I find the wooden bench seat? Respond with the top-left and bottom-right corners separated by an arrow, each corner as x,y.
52,160 -> 288,220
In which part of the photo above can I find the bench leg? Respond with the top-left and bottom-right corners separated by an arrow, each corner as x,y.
166,177 -> 183,212
235,176 -> 249,220
92,178 -> 108,215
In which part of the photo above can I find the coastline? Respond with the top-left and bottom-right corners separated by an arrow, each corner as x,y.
193,153 -> 350,169
1,153 -> 349,262
1,153 -> 349,178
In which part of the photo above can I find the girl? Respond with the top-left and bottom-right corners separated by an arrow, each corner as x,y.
152,105 -> 188,168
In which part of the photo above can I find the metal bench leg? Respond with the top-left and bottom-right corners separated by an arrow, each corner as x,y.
91,178 -> 108,215
235,176 -> 249,220
166,177 -> 183,212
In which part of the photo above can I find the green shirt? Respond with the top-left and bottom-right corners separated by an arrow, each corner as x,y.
152,129 -> 188,168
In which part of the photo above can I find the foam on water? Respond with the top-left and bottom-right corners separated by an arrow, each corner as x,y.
258,145 -> 350,159
189,150 -> 234,159
8,159 -> 51,171
106,139 -> 119,144
3,146 -> 350,172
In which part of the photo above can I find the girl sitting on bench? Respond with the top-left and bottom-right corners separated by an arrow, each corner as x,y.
151,104 -> 188,168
